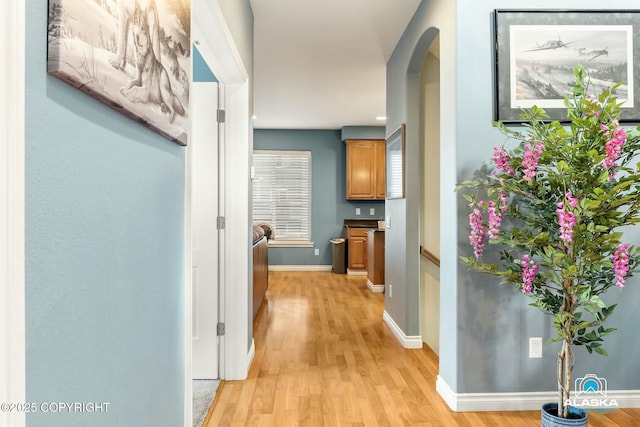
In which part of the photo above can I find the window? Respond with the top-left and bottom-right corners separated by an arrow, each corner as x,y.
252,150 -> 312,246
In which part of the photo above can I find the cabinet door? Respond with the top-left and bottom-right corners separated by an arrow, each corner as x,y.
348,228 -> 369,270
374,141 -> 386,199
349,237 -> 368,270
346,141 -> 375,199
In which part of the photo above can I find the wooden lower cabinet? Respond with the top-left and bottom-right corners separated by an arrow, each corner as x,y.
367,230 -> 385,291
347,227 -> 368,271
252,236 -> 269,318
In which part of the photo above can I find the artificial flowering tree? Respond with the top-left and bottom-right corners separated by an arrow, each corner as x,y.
457,65 -> 640,419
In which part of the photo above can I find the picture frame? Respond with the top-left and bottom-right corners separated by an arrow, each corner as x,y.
47,0 -> 191,145
494,9 -> 640,123
386,124 -> 405,200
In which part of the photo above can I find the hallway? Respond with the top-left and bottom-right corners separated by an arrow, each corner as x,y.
205,271 -> 640,426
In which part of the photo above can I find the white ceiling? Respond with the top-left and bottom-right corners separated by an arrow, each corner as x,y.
250,0 -> 421,130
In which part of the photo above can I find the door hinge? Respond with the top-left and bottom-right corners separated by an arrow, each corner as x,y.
217,216 -> 225,229
217,323 -> 225,336
217,109 -> 226,123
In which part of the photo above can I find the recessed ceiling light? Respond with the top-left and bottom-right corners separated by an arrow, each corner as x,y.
376,116 -> 387,121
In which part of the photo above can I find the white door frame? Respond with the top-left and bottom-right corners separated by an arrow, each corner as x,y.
186,0 -> 251,423
1,0 -> 26,426
191,80 -> 221,379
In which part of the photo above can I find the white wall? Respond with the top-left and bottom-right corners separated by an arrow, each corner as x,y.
419,50 -> 440,355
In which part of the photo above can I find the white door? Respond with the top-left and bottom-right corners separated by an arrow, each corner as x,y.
192,81 -> 220,379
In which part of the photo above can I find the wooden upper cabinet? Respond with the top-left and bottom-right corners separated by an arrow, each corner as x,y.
346,140 -> 386,200
374,141 -> 386,199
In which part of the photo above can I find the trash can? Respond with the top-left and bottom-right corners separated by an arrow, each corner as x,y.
330,238 -> 346,274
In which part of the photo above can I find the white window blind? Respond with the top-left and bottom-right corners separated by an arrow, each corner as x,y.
388,150 -> 404,197
253,150 -> 312,244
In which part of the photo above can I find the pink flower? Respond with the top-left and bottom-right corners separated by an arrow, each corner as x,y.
602,124 -> 627,181
469,202 -> 486,259
521,255 -> 538,294
498,191 -> 509,212
585,95 -> 603,113
487,201 -> 502,240
493,147 -> 515,175
612,243 -> 631,288
522,141 -> 544,183
556,192 -> 578,244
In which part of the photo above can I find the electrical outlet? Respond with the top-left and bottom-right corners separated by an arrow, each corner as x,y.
370,208 -> 375,215
529,337 -> 543,358
314,248 -> 319,256
356,207 -> 361,216
388,284 -> 392,298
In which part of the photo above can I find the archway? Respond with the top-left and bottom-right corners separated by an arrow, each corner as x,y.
403,27 -> 442,356
418,35 -> 441,354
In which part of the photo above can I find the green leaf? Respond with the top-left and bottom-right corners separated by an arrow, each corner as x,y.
590,295 -> 606,308
594,347 -> 609,356
557,160 -> 569,172
584,332 -> 597,341
603,304 -> 618,316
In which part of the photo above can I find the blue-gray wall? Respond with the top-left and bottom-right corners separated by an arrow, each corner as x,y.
254,129 -> 385,265
26,1 -> 185,425
193,45 -> 218,82
388,0 -> 640,396
341,126 -> 385,141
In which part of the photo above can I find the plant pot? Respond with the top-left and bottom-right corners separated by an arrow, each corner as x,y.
541,403 -> 588,427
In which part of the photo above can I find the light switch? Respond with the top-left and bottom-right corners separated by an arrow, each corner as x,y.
529,337 -> 543,358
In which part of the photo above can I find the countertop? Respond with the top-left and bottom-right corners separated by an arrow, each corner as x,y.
343,219 -> 381,228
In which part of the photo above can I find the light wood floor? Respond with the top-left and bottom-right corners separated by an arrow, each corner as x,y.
205,271 -> 640,426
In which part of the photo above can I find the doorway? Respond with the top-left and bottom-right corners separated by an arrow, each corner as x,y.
419,35 -> 441,355
187,2 -> 253,424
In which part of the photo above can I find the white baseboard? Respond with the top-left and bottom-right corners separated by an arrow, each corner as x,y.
436,375 -> 640,412
382,310 -> 422,349
268,265 -> 332,272
367,279 -> 384,293
347,269 -> 367,276
247,338 -> 255,371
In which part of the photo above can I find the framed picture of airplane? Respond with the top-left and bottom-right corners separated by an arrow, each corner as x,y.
494,9 -> 640,123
